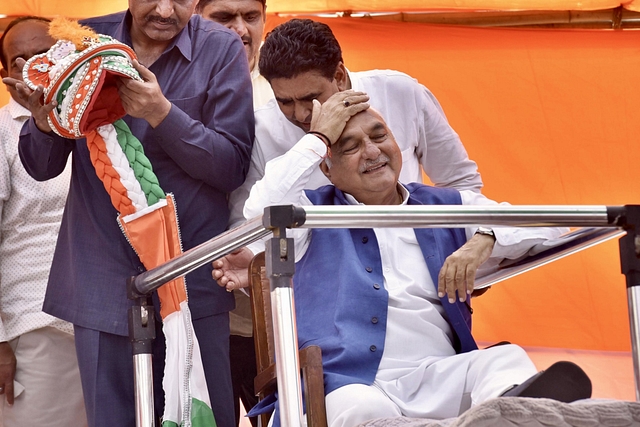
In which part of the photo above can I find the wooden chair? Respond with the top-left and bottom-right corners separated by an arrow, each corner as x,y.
249,251 -> 327,427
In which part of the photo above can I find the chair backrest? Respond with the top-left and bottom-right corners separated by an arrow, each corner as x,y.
249,251 -> 327,427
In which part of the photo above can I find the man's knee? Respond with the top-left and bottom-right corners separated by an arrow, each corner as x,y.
326,384 -> 401,427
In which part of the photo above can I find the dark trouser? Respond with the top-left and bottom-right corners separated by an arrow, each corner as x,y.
230,335 -> 259,427
193,313 -> 235,427
74,322 -> 166,427
74,312 -> 234,427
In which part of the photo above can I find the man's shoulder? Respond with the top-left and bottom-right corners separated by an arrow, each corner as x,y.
80,11 -> 126,34
188,14 -> 242,43
254,100 -> 297,136
0,101 -> 29,141
406,182 -> 462,203
304,185 -> 337,205
255,99 -> 282,120
351,69 -> 431,109
0,103 -> 12,118
352,69 -> 421,89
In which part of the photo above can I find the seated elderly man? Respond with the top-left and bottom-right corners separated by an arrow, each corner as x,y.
240,97 -> 591,427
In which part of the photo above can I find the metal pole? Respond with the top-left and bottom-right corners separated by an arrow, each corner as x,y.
271,287 -> 304,427
131,216 -> 270,296
620,205 -> 640,401
263,206 -> 305,427
300,205 -> 622,229
627,287 -> 640,401
128,297 -> 156,427
131,205 -> 624,295
476,227 -> 624,289
126,203 -> 631,415
133,353 -> 155,427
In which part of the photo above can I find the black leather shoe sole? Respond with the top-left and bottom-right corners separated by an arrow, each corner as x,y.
501,361 -> 592,403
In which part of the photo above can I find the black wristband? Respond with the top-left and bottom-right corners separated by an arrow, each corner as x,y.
307,131 -> 332,147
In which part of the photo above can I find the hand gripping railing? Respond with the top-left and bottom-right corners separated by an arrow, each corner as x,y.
128,204 -> 639,427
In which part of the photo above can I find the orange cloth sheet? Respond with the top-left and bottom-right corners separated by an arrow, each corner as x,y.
2,0 -> 639,16
266,16 -> 640,352
2,11 -> 638,353
0,0 -> 635,16
266,0 -> 624,13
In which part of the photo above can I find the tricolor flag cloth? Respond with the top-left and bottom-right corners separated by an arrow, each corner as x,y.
23,18 -> 216,427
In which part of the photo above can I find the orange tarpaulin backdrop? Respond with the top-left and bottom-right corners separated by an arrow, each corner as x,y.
1,4 -> 638,352
266,0 -> 640,12
268,16 -> 640,352
3,0 -> 640,15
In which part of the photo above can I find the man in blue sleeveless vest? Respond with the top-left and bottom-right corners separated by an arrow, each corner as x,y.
242,98 -> 591,426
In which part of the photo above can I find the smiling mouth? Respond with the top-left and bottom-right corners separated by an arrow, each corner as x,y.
363,162 -> 387,173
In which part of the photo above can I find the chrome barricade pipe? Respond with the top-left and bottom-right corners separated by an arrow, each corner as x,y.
132,205 -> 625,296
131,216 -> 270,296
128,203 -> 633,419
476,227 -> 625,289
299,205 -> 621,229
271,287 -> 304,427
133,354 -> 154,427
628,287 -> 640,401
620,205 -> 640,401
128,299 -> 156,427
263,206 -> 306,427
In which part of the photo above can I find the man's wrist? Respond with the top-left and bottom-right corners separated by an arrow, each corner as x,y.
146,99 -> 172,128
474,227 -> 495,240
307,130 -> 331,147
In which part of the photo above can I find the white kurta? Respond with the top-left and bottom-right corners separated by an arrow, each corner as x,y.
346,225 -> 537,424
0,99 -> 73,341
231,68 -> 483,228
0,99 -> 85,426
244,134 -> 565,261
251,58 -> 274,110
245,134 -> 561,426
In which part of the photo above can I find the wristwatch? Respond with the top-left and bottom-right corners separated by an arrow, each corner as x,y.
475,227 -> 495,238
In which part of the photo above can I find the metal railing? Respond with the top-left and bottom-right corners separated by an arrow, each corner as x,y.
128,204 -> 639,427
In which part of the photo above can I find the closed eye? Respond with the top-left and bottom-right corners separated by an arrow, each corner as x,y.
244,12 -> 261,22
342,144 -> 359,154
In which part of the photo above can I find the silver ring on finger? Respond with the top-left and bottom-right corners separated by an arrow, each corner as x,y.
343,99 -> 350,107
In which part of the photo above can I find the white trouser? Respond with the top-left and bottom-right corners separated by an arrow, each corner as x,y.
0,327 -> 87,427
325,344 -> 536,427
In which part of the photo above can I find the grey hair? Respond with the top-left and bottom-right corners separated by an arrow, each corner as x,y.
323,156 -> 332,169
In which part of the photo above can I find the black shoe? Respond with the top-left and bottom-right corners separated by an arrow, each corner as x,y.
501,361 -> 592,403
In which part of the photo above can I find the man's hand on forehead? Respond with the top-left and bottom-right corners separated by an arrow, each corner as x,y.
309,89 -> 370,145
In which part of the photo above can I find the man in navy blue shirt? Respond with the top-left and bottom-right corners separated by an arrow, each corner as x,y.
5,1 -> 254,426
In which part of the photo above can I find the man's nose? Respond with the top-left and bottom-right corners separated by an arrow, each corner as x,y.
156,0 -> 174,17
293,103 -> 311,124
362,140 -> 381,159
229,17 -> 248,37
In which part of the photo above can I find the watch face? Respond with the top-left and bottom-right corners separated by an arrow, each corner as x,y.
476,227 -> 495,236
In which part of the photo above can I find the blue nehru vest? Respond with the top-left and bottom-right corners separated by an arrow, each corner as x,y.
249,183 -> 479,422
298,182 -> 477,394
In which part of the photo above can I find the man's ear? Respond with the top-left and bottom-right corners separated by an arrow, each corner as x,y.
334,62 -> 348,91
319,160 -> 332,180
